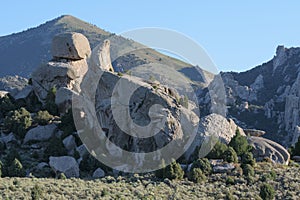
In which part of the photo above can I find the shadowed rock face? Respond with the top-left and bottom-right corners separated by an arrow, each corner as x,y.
248,136 -> 290,165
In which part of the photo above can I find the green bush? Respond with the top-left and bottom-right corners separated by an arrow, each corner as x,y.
44,137 -> 67,159
191,158 -> 212,175
226,176 -> 235,185
59,109 -> 76,138
0,160 -> 2,177
293,136 -> 300,156
241,152 -> 256,166
4,107 -> 32,138
224,147 -> 238,163
31,184 -> 43,200
188,168 -> 206,183
45,86 -> 58,116
7,158 -> 25,177
242,164 -> 254,177
0,94 -> 17,115
260,183 -> 275,200
155,160 -> 184,180
207,140 -> 228,159
0,141 -> 6,151
35,110 -> 53,125
229,129 -> 251,156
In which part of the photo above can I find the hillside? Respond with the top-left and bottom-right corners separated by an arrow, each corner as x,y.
0,15 -> 194,79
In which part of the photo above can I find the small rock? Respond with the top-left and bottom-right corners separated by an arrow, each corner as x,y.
292,156 -> 300,162
213,163 -> 235,173
76,144 -> 88,158
63,135 -> 77,154
49,156 -> 79,178
0,132 -> 17,145
36,162 -> 49,170
23,124 -> 57,144
92,168 -> 105,178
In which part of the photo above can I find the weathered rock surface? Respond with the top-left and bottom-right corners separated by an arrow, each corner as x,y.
23,124 -> 57,144
248,136 -> 290,165
92,168 -> 105,178
185,113 -> 245,159
52,32 -> 91,60
49,156 -> 79,178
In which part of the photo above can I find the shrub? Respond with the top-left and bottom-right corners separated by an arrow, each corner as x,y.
4,107 -> 32,138
155,160 -> 184,180
260,183 -> 275,200
59,109 -> 76,138
293,136 -> 300,156
8,158 -> 25,177
229,129 -> 251,156
0,160 -> 2,177
0,141 -> 6,151
241,152 -> 256,166
35,110 -> 53,125
31,184 -> 43,200
242,164 -> 254,177
0,94 -> 17,115
188,168 -> 206,183
191,158 -> 212,175
226,176 -> 235,185
207,140 -> 228,159
58,173 -> 67,180
44,137 -> 67,159
224,147 -> 238,163
45,86 -> 58,116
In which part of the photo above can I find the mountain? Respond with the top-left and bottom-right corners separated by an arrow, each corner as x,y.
222,46 -> 300,146
0,15 -> 194,79
1,15 -> 300,148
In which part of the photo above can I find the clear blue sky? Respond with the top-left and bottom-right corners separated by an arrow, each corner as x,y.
0,1 -> 300,72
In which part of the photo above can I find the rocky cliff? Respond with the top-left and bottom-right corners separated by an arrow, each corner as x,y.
223,46 -> 300,147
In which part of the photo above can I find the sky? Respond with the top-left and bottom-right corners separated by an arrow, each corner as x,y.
0,1 -> 300,72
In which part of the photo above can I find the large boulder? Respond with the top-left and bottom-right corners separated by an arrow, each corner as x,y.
248,136 -> 290,165
49,156 -> 79,178
51,32 -> 91,60
185,113 -> 245,159
23,124 -> 57,144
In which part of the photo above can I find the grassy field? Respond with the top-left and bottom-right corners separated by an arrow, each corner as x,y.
0,162 -> 299,200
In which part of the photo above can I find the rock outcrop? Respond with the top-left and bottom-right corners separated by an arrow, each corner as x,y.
185,113 -> 245,159
32,33 -> 90,113
248,136 -> 290,165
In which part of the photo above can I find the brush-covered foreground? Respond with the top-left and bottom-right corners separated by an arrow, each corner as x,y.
0,163 -> 299,200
